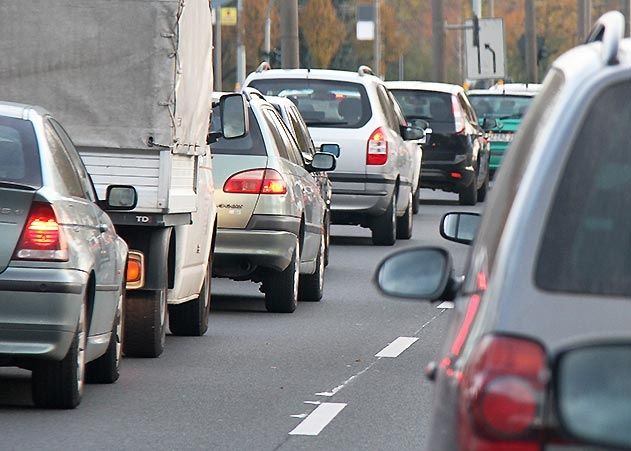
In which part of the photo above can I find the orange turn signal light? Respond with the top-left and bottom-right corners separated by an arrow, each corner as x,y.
126,251 -> 145,289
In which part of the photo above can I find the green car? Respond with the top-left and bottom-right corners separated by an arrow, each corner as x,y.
468,83 -> 541,175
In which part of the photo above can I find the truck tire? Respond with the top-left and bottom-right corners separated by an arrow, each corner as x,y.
265,238 -> 299,313
86,283 -> 124,383
123,288 -> 167,358
168,258 -> 212,336
298,232 -> 325,302
459,180 -> 478,206
372,192 -> 397,246
396,192 -> 413,240
32,297 -> 86,409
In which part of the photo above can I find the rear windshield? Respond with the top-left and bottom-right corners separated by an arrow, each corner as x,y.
248,79 -> 371,129
468,94 -> 533,120
390,90 -> 454,124
0,117 -> 41,188
536,80 -> 631,297
210,106 -> 266,156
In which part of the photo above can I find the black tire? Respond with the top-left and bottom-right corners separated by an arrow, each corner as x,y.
265,238 -> 299,313
123,287 -> 167,358
168,258 -> 212,336
477,169 -> 489,202
32,298 -> 86,409
459,179 -> 478,206
299,232 -> 325,302
412,186 -> 420,215
323,210 -> 331,267
86,284 -> 124,384
396,191 -> 413,240
372,192 -> 397,246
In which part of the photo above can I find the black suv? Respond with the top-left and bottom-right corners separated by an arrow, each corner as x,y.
387,82 -> 490,205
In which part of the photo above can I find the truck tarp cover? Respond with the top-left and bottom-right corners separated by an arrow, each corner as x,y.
0,0 -> 213,153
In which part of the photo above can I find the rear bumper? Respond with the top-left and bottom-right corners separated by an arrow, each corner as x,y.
214,228 -> 298,272
420,156 -> 475,193
328,173 -> 396,224
0,267 -> 88,362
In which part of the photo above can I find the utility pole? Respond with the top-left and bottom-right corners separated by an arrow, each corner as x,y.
473,0 -> 482,17
431,0 -> 445,82
374,0 -> 381,76
264,0 -> 276,64
577,0 -> 592,42
236,0 -> 246,88
488,0 -> 494,17
280,0 -> 299,69
213,0 -> 222,91
624,0 -> 631,37
525,0 -> 538,83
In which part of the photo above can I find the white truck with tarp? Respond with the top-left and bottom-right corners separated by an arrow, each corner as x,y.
0,0 -> 243,357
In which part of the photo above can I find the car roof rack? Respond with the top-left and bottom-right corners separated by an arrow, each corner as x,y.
358,65 -> 375,76
241,87 -> 266,102
255,61 -> 271,73
585,11 -> 625,66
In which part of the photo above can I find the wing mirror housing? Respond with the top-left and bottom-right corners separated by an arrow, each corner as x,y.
440,212 -> 481,245
104,185 -> 137,210
402,125 -> 426,142
319,143 -> 341,158
482,117 -> 502,132
308,152 -> 336,172
208,93 -> 249,144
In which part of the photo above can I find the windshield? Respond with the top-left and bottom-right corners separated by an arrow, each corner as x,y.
468,94 -> 534,119
0,117 -> 41,188
389,90 -> 454,124
248,79 -> 371,129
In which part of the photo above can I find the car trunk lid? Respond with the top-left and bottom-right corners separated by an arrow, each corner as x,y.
0,186 -> 36,273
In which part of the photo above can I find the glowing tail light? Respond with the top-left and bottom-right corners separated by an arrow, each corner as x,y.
13,202 -> 68,261
367,127 -> 388,165
223,168 -> 287,195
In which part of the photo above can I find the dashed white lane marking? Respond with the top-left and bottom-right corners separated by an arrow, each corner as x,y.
436,301 -> 454,309
289,403 -> 347,436
375,337 -> 419,358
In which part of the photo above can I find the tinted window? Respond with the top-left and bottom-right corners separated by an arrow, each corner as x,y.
537,80 -> 631,297
210,106 -> 266,156
469,94 -> 534,119
249,79 -> 371,129
267,108 -> 304,166
0,116 -> 41,187
45,122 -> 85,198
259,108 -> 291,161
287,108 -> 313,156
390,90 -> 455,124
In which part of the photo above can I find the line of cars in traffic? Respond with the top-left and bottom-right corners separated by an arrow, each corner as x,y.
376,11 -> 631,451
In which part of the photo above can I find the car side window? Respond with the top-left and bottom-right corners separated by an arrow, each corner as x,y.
49,119 -> 97,202
536,79 -> 631,297
388,91 -> 409,128
260,107 -> 292,161
288,107 -> 314,157
44,121 -> 86,199
266,107 -> 304,166
459,93 -> 479,124
376,85 -> 399,131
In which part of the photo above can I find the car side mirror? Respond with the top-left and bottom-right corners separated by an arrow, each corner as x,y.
402,125 -> 425,141
482,117 -> 501,131
309,152 -> 336,172
104,185 -> 137,210
440,212 -> 481,245
319,143 -> 340,158
554,342 -> 631,450
220,93 -> 249,140
374,247 -> 454,301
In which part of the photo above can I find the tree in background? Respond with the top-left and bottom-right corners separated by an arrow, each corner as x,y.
301,0 -> 346,68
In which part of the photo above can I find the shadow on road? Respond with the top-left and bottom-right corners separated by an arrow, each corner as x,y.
329,235 -> 373,246
211,293 -> 267,313
418,198 -> 460,206
0,369 -> 33,409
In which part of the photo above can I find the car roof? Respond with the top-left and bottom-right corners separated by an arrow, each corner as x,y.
467,88 -> 538,97
0,101 -> 49,120
385,81 -> 464,95
245,68 -> 382,85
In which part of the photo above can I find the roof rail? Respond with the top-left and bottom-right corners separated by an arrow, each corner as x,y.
241,87 -> 266,102
256,61 -> 271,73
358,65 -> 375,76
585,11 -> 625,65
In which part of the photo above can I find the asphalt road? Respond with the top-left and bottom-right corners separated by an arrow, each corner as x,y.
0,190 -> 482,451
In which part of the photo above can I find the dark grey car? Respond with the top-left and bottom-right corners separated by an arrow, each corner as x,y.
0,103 -> 134,409
376,12 -> 631,451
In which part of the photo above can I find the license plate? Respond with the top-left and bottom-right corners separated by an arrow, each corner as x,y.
489,133 -> 514,142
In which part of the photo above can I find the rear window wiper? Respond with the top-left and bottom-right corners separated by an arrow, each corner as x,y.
305,121 -> 349,126
0,181 -> 37,191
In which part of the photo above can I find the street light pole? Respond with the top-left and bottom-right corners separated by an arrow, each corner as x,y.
374,0 -> 381,76
236,0 -> 246,88
264,0 -> 276,63
280,0 -> 299,69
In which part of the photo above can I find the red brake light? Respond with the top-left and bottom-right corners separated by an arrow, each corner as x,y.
223,169 -> 287,195
458,335 -> 545,450
14,202 -> 68,261
367,127 -> 388,165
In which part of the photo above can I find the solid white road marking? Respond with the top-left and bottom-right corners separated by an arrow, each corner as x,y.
375,337 -> 419,358
289,403 -> 347,436
436,301 -> 454,309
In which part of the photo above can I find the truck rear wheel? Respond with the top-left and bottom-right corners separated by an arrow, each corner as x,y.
123,288 -> 167,358
32,296 -> 86,409
169,258 -> 211,336
265,238 -> 299,313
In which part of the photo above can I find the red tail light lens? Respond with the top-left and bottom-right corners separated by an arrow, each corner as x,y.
14,202 -> 68,261
459,335 -> 545,451
223,169 -> 287,195
367,127 -> 388,165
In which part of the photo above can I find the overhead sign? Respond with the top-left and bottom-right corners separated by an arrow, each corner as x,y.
220,7 -> 237,26
464,17 -> 506,80
356,5 -> 375,41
